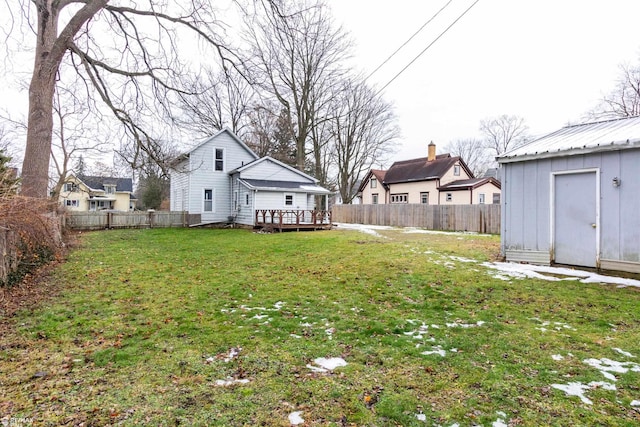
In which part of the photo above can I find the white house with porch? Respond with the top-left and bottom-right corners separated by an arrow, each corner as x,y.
170,128 -> 332,229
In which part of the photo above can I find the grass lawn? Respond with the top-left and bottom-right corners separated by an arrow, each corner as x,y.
1,227 -> 640,426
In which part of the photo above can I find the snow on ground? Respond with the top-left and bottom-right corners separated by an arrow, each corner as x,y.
551,381 -> 616,405
288,411 -> 304,425
333,223 -> 394,238
306,357 -> 348,373
214,378 -> 251,387
583,357 -> 640,381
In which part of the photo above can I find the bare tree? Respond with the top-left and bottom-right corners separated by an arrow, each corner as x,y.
443,138 -> 490,177
588,61 -> 640,120
329,78 -> 399,204
243,0 -> 350,173
177,67 -> 255,138
480,115 -> 529,158
11,0 -> 244,198
245,105 -> 297,165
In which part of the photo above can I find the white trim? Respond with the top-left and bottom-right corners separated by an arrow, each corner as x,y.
214,147 -> 225,172
549,168 -> 600,266
203,188 -> 215,213
284,192 -> 295,207
231,156 -> 319,183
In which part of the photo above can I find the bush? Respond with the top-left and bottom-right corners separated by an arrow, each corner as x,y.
0,197 -> 64,287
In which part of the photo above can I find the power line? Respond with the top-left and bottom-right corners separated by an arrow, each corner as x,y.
375,0 -> 482,95
365,0 -> 455,81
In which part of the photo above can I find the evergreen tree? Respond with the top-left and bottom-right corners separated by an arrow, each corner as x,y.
0,150 -> 19,198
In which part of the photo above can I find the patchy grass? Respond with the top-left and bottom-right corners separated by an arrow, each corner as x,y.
1,227 -> 640,426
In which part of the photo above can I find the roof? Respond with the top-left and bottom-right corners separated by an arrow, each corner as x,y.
357,169 -> 387,193
230,156 -> 318,183
240,179 -> 331,195
438,177 -> 501,191
172,128 -> 259,164
78,175 -> 133,192
384,154 -> 471,184
498,116 -> 640,163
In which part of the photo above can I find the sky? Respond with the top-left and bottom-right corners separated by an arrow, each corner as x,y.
327,0 -> 640,162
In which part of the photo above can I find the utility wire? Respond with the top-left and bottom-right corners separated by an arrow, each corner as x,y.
365,0 -> 455,81
375,0 -> 481,95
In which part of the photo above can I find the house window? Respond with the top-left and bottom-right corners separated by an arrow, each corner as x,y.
105,185 -> 116,195
453,165 -> 460,176
372,193 -> 379,204
284,193 -> 294,207
214,148 -> 224,171
203,189 -> 213,212
420,192 -> 429,204
479,193 -> 485,204
65,199 -> 79,207
493,193 -> 501,204
63,182 -> 78,192
446,193 -> 452,202
390,193 -> 408,204
370,177 -> 377,188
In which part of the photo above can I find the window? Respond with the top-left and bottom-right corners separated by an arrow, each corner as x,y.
104,185 -> 116,195
372,193 -> 379,204
446,193 -> 452,202
453,165 -> 460,176
245,193 -> 250,206
492,193 -> 501,204
63,182 -> 78,192
370,177 -> 377,188
65,199 -> 79,207
284,193 -> 294,207
478,193 -> 486,204
203,189 -> 213,212
420,192 -> 429,204
390,193 -> 408,204
214,148 -> 224,171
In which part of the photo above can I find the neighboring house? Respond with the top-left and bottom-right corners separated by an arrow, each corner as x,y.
498,116 -> 640,273
358,169 -> 387,204
358,142 -> 501,205
59,174 -> 136,212
170,128 -> 331,227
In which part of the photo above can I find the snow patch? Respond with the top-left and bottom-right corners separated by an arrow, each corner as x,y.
421,345 -> 447,357
288,411 -> 304,425
551,381 -> 616,405
415,413 -> 427,422
214,378 -> 250,387
307,357 -> 348,372
583,357 -> 640,381
613,348 -> 635,358
552,354 -> 564,361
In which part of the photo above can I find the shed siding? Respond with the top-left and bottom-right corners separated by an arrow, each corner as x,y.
502,148 -> 640,270
255,191 -> 311,211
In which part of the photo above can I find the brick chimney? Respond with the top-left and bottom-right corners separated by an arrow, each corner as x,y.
427,141 -> 436,161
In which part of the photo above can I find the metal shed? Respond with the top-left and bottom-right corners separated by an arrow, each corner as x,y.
497,116 -> 640,273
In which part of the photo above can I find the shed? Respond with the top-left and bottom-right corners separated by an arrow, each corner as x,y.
497,116 -> 640,273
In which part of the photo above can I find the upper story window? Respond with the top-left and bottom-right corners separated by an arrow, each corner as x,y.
63,182 -> 78,192
370,177 -> 377,188
372,193 -> 379,204
453,165 -> 461,176
104,185 -> 116,195
215,148 -> 224,171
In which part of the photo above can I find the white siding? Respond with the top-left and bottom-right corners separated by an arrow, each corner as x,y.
232,178 -> 256,226
255,191 -> 312,210
241,159 -> 314,183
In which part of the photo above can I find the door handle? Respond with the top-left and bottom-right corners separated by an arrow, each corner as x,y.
591,223 -> 596,228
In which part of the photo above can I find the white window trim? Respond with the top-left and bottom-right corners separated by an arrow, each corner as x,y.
446,193 -> 452,202
420,192 -> 429,204
284,193 -> 295,208
203,188 -> 215,212
390,193 -> 408,204
372,193 -> 379,205
214,148 -> 225,172
453,165 -> 461,176
479,193 -> 486,204
370,177 -> 377,188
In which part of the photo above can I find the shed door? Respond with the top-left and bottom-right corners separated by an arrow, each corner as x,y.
553,172 -> 598,267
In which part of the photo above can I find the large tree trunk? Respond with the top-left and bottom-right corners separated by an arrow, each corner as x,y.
21,0 -> 108,198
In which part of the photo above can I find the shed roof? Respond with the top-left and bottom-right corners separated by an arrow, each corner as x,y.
384,154 -> 469,184
498,116 -> 640,163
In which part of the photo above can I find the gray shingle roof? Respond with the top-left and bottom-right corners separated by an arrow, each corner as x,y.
384,154 -> 471,184
79,175 -> 133,192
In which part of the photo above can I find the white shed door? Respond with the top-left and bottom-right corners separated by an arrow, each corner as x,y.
553,172 -> 598,267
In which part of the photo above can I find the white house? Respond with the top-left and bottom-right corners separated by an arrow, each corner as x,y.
170,128 -> 332,228
498,116 -> 640,273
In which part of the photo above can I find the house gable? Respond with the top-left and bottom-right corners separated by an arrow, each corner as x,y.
233,157 -> 316,184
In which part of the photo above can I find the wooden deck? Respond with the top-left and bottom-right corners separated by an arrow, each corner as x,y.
255,209 -> 332,232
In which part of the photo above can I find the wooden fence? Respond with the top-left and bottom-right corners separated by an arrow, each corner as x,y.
63,211 -> 202,230
0,226 -> 18,285
331,204 -> 501,234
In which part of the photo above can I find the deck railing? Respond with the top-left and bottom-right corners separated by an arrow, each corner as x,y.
254,209 -> 332,229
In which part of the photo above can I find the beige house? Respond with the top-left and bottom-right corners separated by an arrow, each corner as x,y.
358,142 -> 501,205
59,174 -> 136,212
